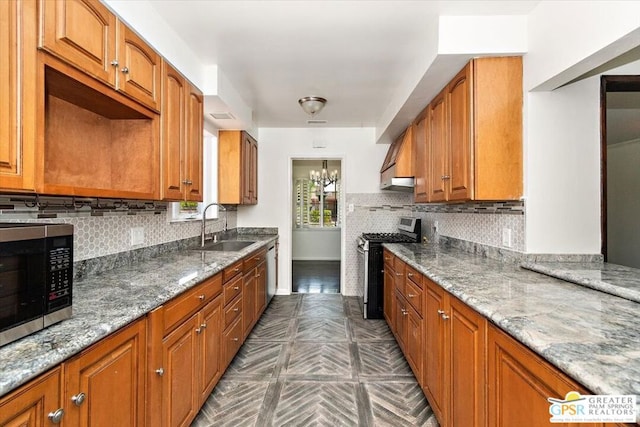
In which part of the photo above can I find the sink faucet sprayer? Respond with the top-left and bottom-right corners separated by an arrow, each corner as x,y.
201,203 -> 227,247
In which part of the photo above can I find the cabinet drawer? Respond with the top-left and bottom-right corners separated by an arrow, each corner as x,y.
394,260 -> 406,295
224,294 -> 242,329
223,274 -> 243,306
405,265 -> 422,289
405,277 -> 423,317
163,274 -> 221,335
383,249 -> 395,267
243,247 -> 267,273
223,317 -> 243,367
223,260 -> 243,282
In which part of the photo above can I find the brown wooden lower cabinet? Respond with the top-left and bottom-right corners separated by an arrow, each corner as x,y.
0,367 -> 62,427
63,319 -> 147,427
487,324 -> 603,427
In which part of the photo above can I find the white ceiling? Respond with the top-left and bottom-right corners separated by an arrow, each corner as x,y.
147,1 -> 539,132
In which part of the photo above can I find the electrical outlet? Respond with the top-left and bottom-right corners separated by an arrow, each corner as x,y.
502,228 -> 512,248
433,221 -> 439,233
130,227 -> 144,246
348,203 -> 354,213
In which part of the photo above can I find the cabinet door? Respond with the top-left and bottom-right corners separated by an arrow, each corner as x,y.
447,62 -> 472,201
161,61 -> 186,201
162,313 -> 199,427
413,110 -> 430,203
255,261 -> 267,317
449,296 -> 486,427
0,368 -> 62,427
249,138 -> 258,204
223,317 -> 243,369
199,297 -> 222,405
394,292 -> 407,350
39,0 -> 117,86
424,278 -> 448,424
243,272 -> 256,338
241,133 -> 253,204
1,0 -> 36,192
429,90 -> 448,202
185,84 -> 203,201
487,325 -> 601,427
117,22 -> 161,111
383,262 -> 395,329
406,307 -> 423,386
63,320 -> 146,427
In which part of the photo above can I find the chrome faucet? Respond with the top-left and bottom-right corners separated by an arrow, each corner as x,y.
201,202 -> 227,247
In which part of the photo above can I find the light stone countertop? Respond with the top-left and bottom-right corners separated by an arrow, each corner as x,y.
384,242 -> 640,423
0,235 -> 277,398
521,261 -> 640,304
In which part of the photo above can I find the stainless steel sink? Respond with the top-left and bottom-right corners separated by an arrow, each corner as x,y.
198,240 -> 256,251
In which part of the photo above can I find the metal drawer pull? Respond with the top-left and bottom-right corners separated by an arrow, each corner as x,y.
48,409 -> 65,424
232,337 -> 239,342
441,175 -> 450,180
198,294 -> 205,301
256,273 -> 261,277
408,294 -> 416,298
195,327 -> 202,334
110,60 -> 118,67
441,313 -> 450,320
437,309 -> 445,315
395,272 -> 403,276
155,368 -> 164,376
234,267 -> 240,272
200,323 -> 207,329
233,308 -> 239,312
121,66 -> 129,74
233,286 -> 240,290
407,272 -> 413,277
71,392 -> 86,406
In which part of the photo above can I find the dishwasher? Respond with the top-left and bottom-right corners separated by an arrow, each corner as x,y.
266,242 -> 277,305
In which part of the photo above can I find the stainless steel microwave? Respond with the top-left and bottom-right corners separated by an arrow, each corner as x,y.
0,223 -> 73,346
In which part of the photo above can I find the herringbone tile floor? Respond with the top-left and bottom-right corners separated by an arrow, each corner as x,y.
191,294 -> 439,427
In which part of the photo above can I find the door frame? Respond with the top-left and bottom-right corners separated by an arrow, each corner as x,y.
600,75 -> 640,259
289,156 -> 346,294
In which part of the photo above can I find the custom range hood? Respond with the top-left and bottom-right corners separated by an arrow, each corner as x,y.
380,127 -> 414,192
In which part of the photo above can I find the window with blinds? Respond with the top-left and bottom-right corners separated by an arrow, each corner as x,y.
294,178 -> 340,228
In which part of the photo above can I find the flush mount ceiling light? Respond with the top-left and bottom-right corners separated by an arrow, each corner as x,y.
298,96 -> 327,117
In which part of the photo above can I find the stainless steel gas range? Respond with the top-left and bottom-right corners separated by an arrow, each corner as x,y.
356,217 -> 421,319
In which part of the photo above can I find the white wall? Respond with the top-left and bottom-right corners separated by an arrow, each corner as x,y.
237,127 -> 386,294
523,2 -> 640,254
526,1 -> 640,91
607,138 -> 640,269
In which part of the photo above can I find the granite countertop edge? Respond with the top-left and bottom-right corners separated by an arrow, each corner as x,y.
0,235 -> 278,397
384,243 -> 640,422
521,261 -> 640,304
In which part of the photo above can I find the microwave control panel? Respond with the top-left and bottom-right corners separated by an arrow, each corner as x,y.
47,237 -> 72,310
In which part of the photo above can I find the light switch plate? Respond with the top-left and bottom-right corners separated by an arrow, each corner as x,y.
502,228 -> 512,248
130,227 -> 144,246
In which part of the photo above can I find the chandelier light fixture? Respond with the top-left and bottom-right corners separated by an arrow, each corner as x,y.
298,96 -> 327,117
310,160 -> 338,187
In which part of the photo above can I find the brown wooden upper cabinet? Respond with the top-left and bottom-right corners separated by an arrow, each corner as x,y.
39,0 -> 161,112
417,56 -> 523,203
0,0 -> 37,193
218,130 -> 258,205
161,61 -> 203,202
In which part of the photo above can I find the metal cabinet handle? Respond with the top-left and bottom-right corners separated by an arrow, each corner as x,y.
395,272 -> 403,276
155,368 -> 164,376
198,294 -> 205,301
121,66 -> 129,74
407,294 -> 415,298
407,272 -> 413,277
195,327 -> 202,334
441,175 -> 451,180
234,267 -> 240,272
71,392 -> 86,406
201,323 -> 207,329
233,286 -> 240,290
232,337 -> 239,342
256,273 -> 261,277
48,409 -> 65,424
441,313 -> 450,320
233,308 -> 239,312
110,60 -> 118,67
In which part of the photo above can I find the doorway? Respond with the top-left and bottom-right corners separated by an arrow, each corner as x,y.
601,76 -> 640,268
291,159 -> 342,293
